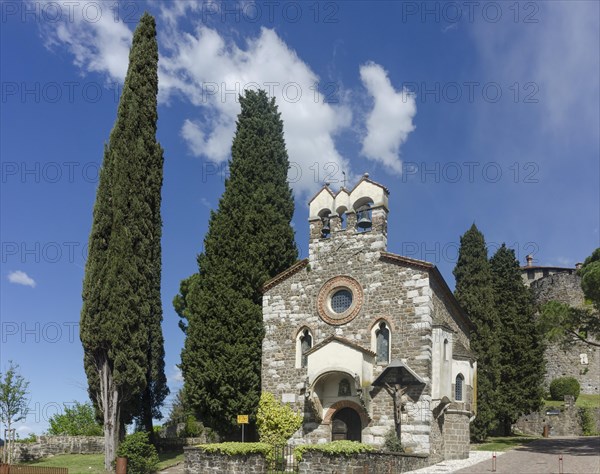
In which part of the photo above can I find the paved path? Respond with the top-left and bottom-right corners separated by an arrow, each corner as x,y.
159,461 -> 184,473
457,437 -> 600,474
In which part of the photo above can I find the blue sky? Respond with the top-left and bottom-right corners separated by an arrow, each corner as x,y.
1,1 -> 598,435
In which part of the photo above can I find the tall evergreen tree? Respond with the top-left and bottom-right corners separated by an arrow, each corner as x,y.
80,13 -> 167,469
453,224 -> 501,441
490,244 -> 545,435
174,90 -> 298,438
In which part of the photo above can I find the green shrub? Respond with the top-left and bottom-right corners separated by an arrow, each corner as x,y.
579,407 -> 597,436
549,377 -> 581,401
197,442 -> 272,456
117,431 -> 159,474
383,428 -> 404,452
47,401 -> 103,436
183,415 -> 203,437
15,433 -> 37,443
256,391 -> 303,447
294,440 -> 374,461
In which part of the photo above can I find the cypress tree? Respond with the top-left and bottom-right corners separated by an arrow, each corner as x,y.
80,13 -> 167,469
491,244 -> 545,435
175,90 -> 298,438
453,224 -> 501,441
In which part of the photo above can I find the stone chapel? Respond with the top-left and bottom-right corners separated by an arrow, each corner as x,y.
261,175 -> 476,460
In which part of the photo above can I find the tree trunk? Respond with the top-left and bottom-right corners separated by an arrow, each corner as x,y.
141,388 -> 155,445
100,357 -> 121,472
504,417 -> 512,437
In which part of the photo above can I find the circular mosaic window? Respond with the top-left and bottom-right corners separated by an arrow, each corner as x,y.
317,276 -> 363,325
331,289 -> 353,313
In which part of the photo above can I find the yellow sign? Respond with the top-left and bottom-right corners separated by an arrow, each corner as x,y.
237,415 -> 249,424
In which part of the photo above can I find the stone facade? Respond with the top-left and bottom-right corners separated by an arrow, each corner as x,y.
523,271 -> 600,394
261,177 -> 475,460
184,447 -> 267,474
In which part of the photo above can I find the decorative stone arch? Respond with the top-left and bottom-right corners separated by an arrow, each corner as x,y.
292,324 -> 316,341
323,400 -> 370,427
310,368 -> 356,389
368,316 -> 395,333
317,276 -> 364,325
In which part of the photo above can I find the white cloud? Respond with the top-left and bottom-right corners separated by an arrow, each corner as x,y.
359,62 -> 416,173
160,26 -> 353,196
36,3 -> 420,195
168,365 -> 184,384
7,271 -> 36,288
37,1 -> 132,82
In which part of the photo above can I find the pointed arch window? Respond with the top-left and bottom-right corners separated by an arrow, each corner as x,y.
300,329 -> 312,368
375,322 -> 390,364
455,374 -> 464,401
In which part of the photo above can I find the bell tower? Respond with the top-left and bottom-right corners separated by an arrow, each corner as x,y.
308,174 -> 389,262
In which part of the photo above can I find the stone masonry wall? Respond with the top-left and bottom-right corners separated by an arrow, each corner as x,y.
530,273 -> 600,394
184,447 -> 267,474
8,436 -> 104,462
442,411 -> 470,460
297,451 -> 432,474
515,406 -> 600,437
7,436 -> 206,463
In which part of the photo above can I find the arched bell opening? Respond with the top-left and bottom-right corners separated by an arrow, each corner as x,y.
318,208 -> 332,238
353,198 -> 374,232
336,206 -> 348,230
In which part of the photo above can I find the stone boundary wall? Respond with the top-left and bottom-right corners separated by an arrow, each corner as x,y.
184,447 -> 267,473
7,436 -> 206,463
297,451 -> 432,474
155,437 -> 206,450
8,436 -> 104,462
515,406 -> 600,437
184,447 -> 433,474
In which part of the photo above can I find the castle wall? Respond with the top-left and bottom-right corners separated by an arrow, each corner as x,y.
530,273 -> 600,394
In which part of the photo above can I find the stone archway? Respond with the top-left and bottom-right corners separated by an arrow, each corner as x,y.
332,407 -> 362,441
323,400 -> 370,426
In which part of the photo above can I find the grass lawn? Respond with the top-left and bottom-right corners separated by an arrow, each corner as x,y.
543,394 -> 600,408
474,435 -> 541,452
26,451 -> 184,473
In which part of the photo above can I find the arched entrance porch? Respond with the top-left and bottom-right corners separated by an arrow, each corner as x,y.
332,407 -> 362,441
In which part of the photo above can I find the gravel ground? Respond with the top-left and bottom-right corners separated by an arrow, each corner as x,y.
404,451 -> 505,474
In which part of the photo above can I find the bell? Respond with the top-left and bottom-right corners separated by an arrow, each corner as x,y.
321,217 -> 331,236
357,209 -> 372,229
